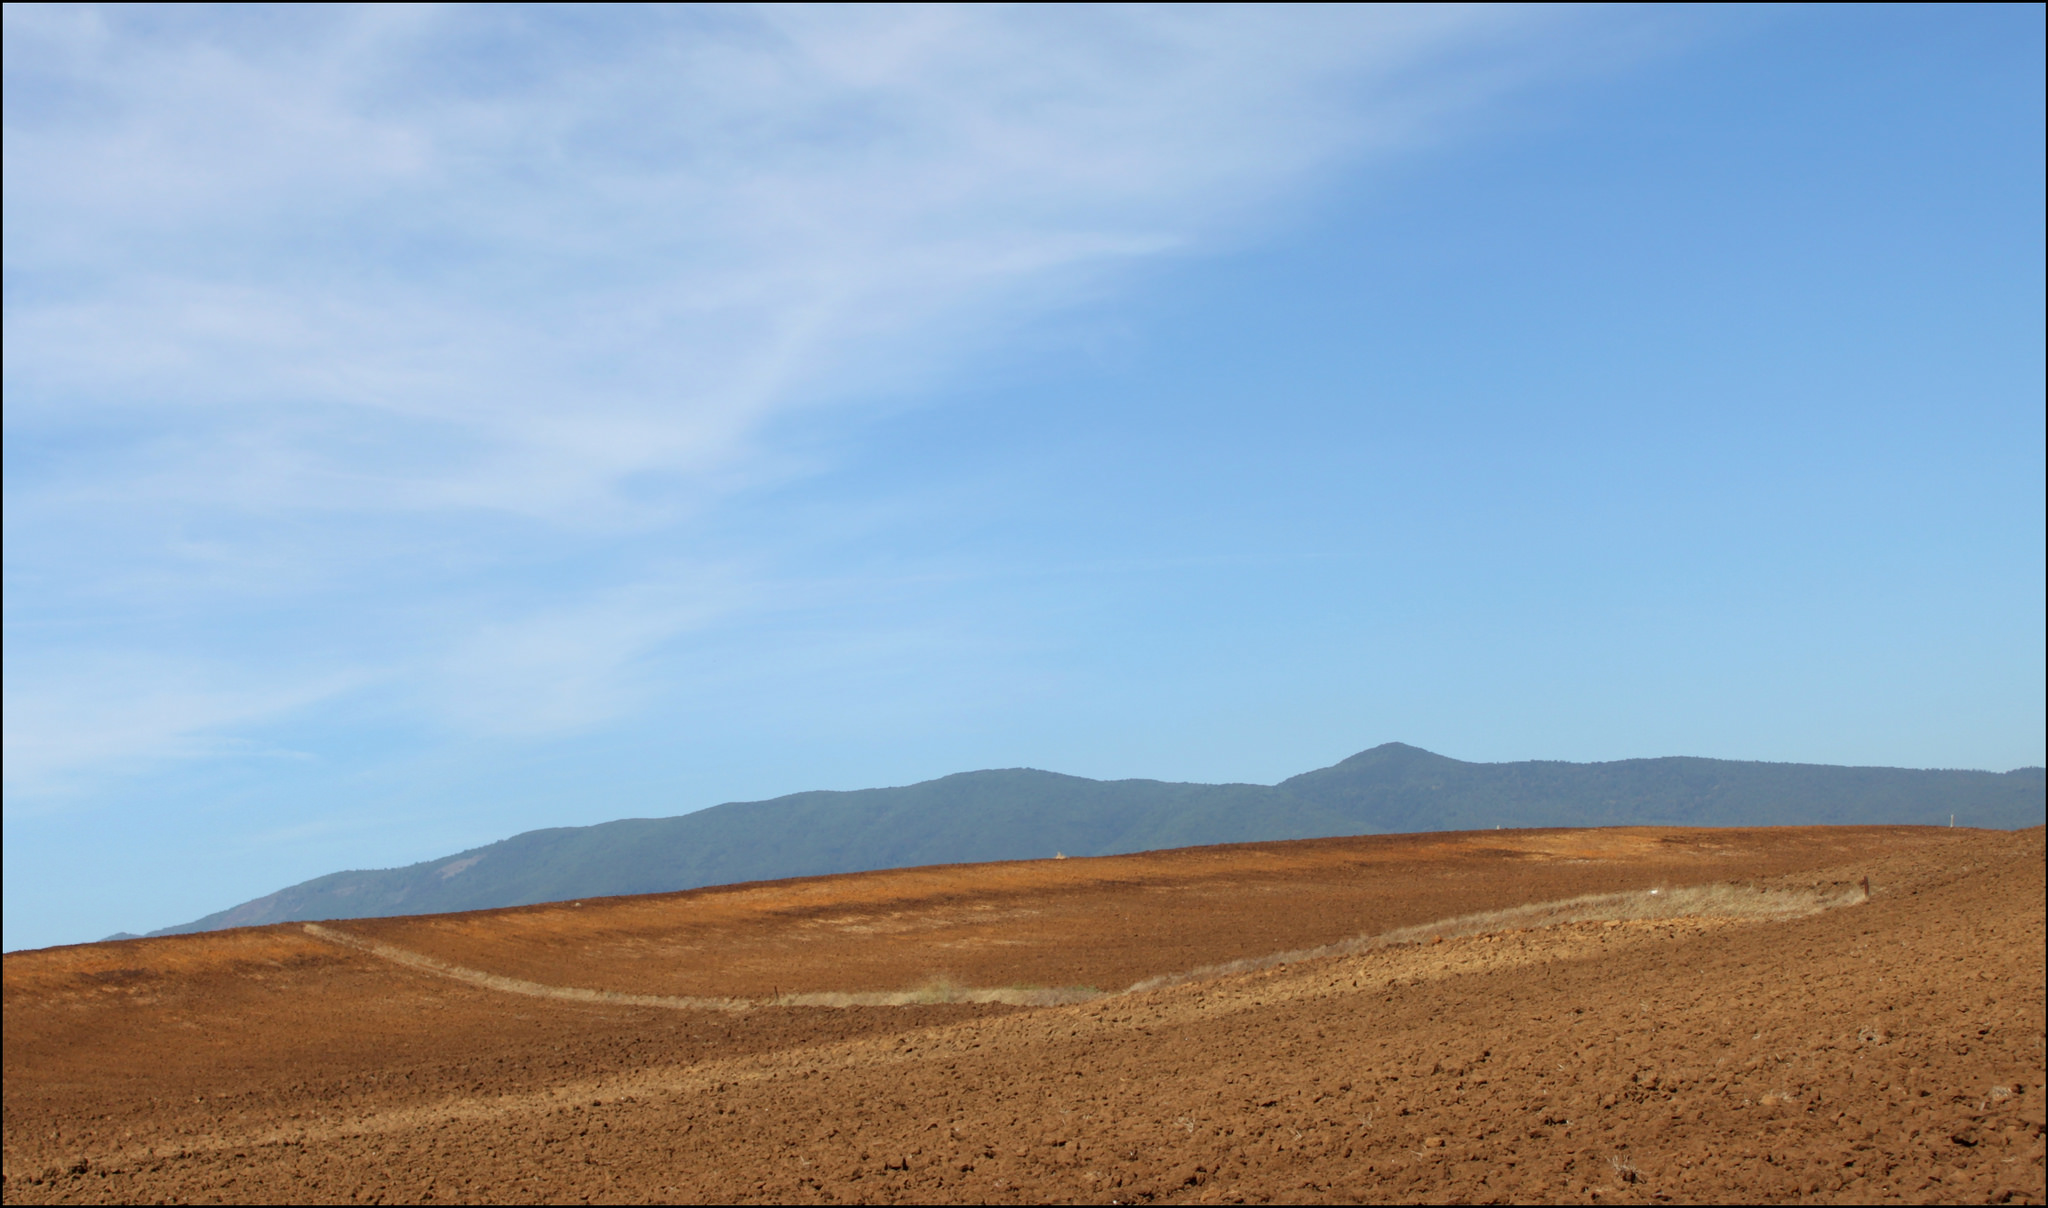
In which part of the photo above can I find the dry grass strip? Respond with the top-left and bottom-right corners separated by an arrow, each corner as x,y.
305,877 -> 1866,1011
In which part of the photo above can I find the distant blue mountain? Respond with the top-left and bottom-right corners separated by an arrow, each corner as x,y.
144,743 -> 2044,937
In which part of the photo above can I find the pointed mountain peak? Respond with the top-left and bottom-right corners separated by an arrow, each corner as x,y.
1275,742 -> 1461,795
1337,742 -> 1457,767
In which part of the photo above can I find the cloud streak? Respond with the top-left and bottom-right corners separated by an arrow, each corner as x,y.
4,3 -> 1603,793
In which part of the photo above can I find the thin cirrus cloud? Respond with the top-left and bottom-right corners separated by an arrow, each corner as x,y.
3,4 -> 1620,798
0,655 -> 366,805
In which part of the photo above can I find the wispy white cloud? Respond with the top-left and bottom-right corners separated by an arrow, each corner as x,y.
425,571 -> 752,737
3,3 -> 1614,791
0,654 -> 361,803
6,4 -> 1564,513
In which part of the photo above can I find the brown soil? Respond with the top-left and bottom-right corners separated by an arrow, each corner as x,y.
4,825 -> 2041,1204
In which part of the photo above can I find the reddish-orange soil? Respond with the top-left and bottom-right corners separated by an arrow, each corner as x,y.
4,825 -> 2042,1204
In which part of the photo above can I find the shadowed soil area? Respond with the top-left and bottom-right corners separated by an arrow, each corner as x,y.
4,825 -> 2041,1203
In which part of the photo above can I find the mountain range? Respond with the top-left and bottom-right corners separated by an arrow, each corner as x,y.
140,743 -> 2044,937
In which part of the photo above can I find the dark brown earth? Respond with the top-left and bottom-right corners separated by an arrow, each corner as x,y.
4,825 -> 2042,1204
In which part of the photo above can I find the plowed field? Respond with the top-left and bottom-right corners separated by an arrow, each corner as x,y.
5,825 -> 2042,1204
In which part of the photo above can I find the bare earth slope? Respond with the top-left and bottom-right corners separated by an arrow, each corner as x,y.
5,825 -> 2042,1204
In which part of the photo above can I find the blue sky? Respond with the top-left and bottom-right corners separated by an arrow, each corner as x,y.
4,4 -> 2042,952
